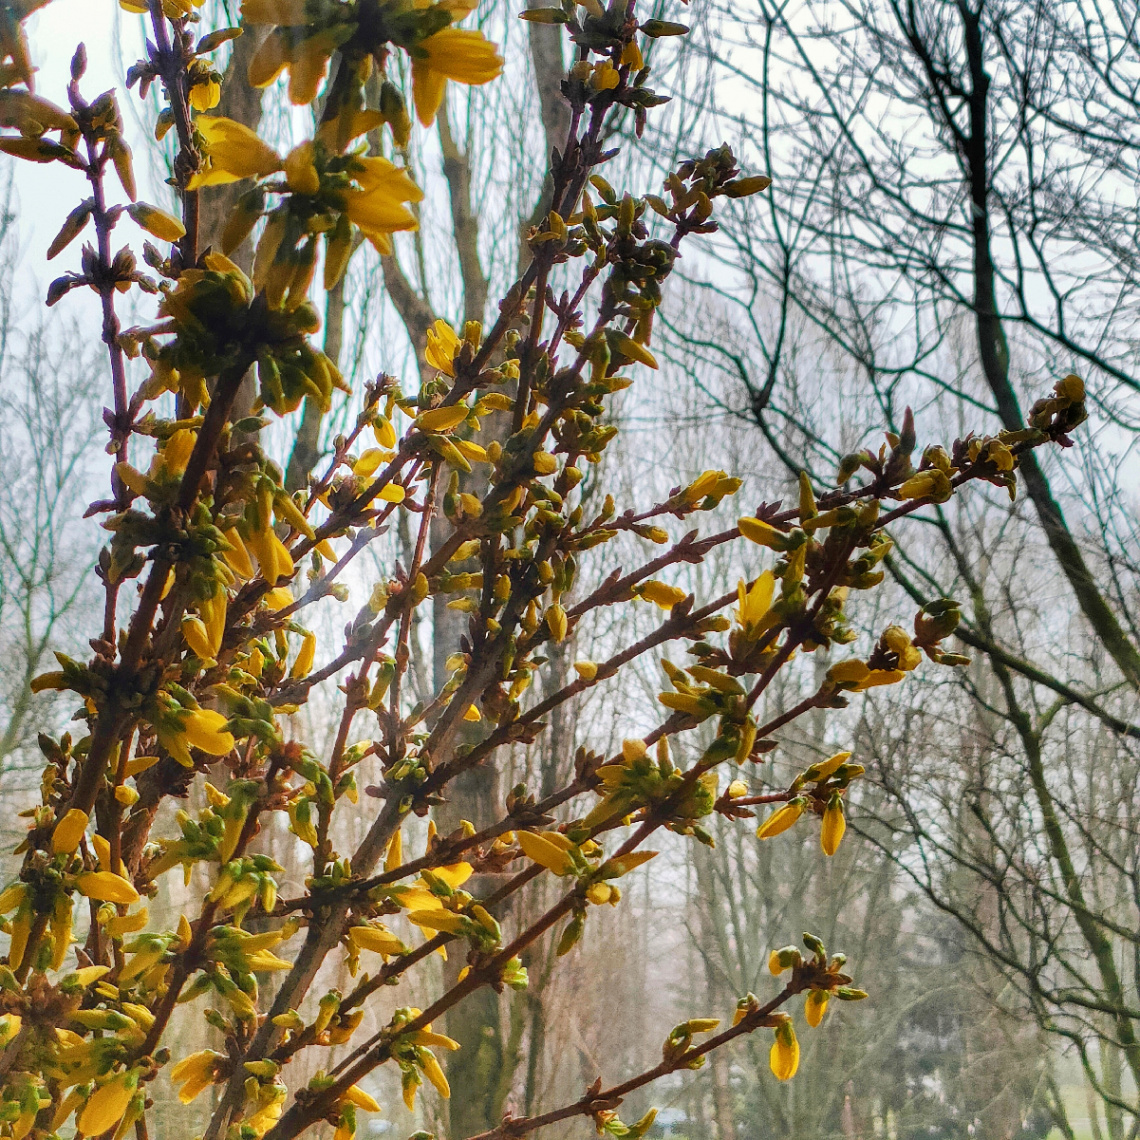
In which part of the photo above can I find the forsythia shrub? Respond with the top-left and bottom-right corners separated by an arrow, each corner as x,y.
0,0 -> 1087,1137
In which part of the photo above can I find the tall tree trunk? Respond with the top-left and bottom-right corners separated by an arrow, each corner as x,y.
196,25 -> 268,421
957,6 -> 1140,690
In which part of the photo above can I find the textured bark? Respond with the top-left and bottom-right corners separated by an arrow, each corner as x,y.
527,7 -> 570,153
518,0 -> 569,270
284,264 -> 354,493
438,100 -> 489,325
195,26 -> 269,267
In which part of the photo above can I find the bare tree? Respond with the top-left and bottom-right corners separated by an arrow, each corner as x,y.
655,0 -> 1140,1128
0,179 -> 101,779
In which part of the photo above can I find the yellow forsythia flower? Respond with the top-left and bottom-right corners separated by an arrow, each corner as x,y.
517,831 -> 573,875
427,863 -> 474,891
344,1086 -> 382,1112
738,516 -> 787,549
809,751 -> 851,781
454,439 -> 488,463
376,483 -> 406,503
897,469 -> 952,502
828,660 -> 869,684
354,448 -> 388,478
411,1029 -> 461,1051
374,417 -> 398,448
338,157 -> 423,254
385,830 -> 403,872
51,807 -> 89,854
187,116 -> 282,189
181,615 -> 214,661
246,949 -> 294,971
411,28 -> 504,126
805,989 -> 830,1028
420,1049 -> 451,1098
425,319 -> 460,376
104,907 -> 149,938
76,871 -> 140,905
590,60 -> 620,90
221,528 -> 255,579
126,201 -> 186,242
769,1019 -> 799,1081
573,660 -> 598,681
756,798 -> 805,840
736,571 -> 775,629
0,882 -> 25,913
199,591 -> 227,656
348,925 -> 407,957
182,708 -> 235,756
78,1073 -> 137,1136
820,794 -> 846,857
171,1050 -> 225,1103
639,581 -> 687,610
283,140 -> 319,194
245,525 -> 295,583
290,631 -> 316,679
189,78 -> 221,111
416,403 -> 470,433
854,669 -> 906,691
405,909 -> 466,935
263,586 -> 295,611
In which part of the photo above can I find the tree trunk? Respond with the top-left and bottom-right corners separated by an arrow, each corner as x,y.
957,5 -> 1140,691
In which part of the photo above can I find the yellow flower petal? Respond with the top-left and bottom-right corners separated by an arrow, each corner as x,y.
412,29 -> 503,126
344,1085 -> 382,1112
416,404 -> 470,433
820,796 -> 846,856
756,799 -> 805,840
188,116 -> 281,188
349,925 -> 407,956
182,708 -> 235,756
429,862 -> 473,889
769,1022 -> 799,1080
78,1074 -> 135,1136
805,989 -> 829,1028
51,808 -> 89,855
517,832 -> 572,875
76,871 -> 140,905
